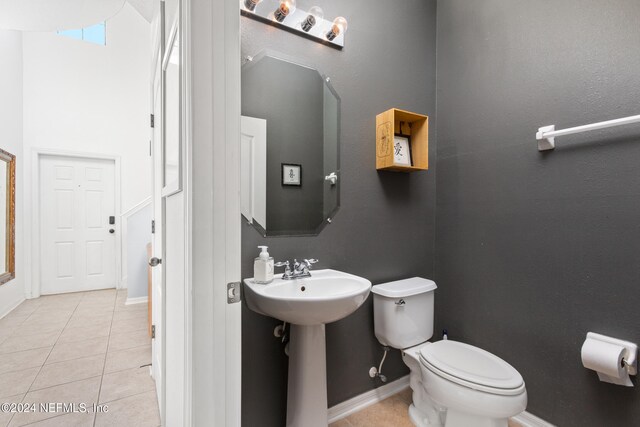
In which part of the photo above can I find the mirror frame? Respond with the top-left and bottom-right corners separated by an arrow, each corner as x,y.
161,11 -> 182,197
0,149 -> 15,285
241,50 -> 341,237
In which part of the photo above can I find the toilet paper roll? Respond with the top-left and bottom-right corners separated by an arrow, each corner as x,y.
581,338 -> 633,387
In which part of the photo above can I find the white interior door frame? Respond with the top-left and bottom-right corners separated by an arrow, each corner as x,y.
181,0 -> 193,424
190,0 -> 241,425
28,148 -> 122,299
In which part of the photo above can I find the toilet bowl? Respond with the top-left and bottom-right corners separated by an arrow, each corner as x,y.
371,278 -> 527,427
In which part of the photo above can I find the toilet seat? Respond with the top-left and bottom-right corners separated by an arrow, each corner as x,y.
419,341 -> 525,396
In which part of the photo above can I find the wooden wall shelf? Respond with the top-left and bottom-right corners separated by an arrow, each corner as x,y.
376,108 -> 429,172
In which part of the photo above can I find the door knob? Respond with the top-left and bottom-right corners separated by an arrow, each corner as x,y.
149,257 -> 162,267
109,229 -> 115,234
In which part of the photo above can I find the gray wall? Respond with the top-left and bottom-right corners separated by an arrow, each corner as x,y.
435,1 -> 640,426
241,0 -> 438,425
126,204 -> 152,299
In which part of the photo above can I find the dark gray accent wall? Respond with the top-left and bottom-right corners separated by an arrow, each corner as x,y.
435,1 -> 640,426
241,1 -> 438,425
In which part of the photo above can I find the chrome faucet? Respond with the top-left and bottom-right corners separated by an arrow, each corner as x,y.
274,259 -> 319,280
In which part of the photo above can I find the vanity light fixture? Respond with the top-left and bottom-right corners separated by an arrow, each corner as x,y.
240,2 -> 346,49
326,16 -> 348,41
301,6 -> 323,32
274,0 -> 296,22
243,0 -> 262,12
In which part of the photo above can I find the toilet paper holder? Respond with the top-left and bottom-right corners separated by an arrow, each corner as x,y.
586,332 -> 637,376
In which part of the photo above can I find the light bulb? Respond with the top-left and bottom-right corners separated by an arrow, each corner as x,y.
301,6 -> 323,32
274,0 -> 296,22
326,16 -> 348,41
243,0 -> 262,12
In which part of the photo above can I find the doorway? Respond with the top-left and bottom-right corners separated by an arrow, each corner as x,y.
38,154 -> 118,295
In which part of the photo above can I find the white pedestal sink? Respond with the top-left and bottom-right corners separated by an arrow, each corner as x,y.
244,269 -> 372,427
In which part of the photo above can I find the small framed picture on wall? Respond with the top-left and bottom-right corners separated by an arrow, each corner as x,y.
393,135 -> 412,166
282,163 -> 302,186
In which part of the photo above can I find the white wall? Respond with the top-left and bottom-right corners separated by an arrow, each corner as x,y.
21,4 -> 151,295
125,202 -> 152,299
0,30 -> 24,316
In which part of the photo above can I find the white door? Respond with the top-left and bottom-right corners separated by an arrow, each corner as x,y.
151,46 -> 165,414
163,13 -> 187,426
241,116 -> 267,230
39,155 -> 116,294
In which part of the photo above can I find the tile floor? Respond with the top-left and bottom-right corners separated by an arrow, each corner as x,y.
0,289 -> 159,427
330,388 -> 523,427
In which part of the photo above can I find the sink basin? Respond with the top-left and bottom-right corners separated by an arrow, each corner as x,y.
243,269 -> 371,427
243,269 -> 372,325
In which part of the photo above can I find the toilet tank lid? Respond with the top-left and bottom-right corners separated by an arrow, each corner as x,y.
371,277 -> 437,298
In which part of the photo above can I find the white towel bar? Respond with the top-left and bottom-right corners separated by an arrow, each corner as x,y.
536,114 -> 640,151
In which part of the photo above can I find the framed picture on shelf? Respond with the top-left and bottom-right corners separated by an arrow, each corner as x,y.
393,135 -> 412,166
282,163 -> 302,186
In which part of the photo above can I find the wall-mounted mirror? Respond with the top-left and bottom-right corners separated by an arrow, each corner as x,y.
241,52 -> 340,237
0,149 -> 15,285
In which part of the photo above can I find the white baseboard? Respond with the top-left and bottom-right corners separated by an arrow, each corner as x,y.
327,375 -> 554,427
512,410 -> 556,427
328,375 -> 410,423
125,296 -> 148,305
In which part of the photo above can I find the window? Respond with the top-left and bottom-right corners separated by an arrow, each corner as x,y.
57,22 -> 106,45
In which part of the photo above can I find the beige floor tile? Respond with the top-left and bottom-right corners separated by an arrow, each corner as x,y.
37,300 -> 80,310
31,355 -> 105,391
18,298 -> 43,306
113,303 -> 147,313
0,368 -> 39,399
330,419 -> 353,427
7,307 -> 38,319
109,319 -> 147,335
1,290 -> 157,427
99,367 -> 155,403
83,289 -> 117,297
22,412 -> 95,427
80,297 -> 116,306
11,377 -> 101,426
0,348 -> 51,375
65,316 -> 112,330
95,390 -> 159,427
0,315 -> 29,331
0,332 -> 11,347
72,308 -> 114,319
0,394 -> 24,427
107,329 -> 150,352
57,323 -> 111,344
18,321 -> 68,338
104,345 -> 151,374
29,306 -> 75,316
396,387 -> 413,405
346,396 -> 413,427
46,337 -> 108,364
0,333 -> 59,354
112,311 -> 147,323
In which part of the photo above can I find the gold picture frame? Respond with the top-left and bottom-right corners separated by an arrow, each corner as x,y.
0,148 -> 15,285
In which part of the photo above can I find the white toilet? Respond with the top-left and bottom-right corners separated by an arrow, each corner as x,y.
371,278 -> 527,427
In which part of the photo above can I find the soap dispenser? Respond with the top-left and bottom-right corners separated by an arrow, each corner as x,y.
254,246 -> 274,284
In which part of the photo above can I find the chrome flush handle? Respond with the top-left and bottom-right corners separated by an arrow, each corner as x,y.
395,299 -> 406,306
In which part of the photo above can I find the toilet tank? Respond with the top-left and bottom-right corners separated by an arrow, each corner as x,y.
371,277 -> 437,349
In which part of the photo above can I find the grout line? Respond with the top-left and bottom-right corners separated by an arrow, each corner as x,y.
98,387 -> 156,406
94,291 -> 120,427
26,374 -> 103,394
